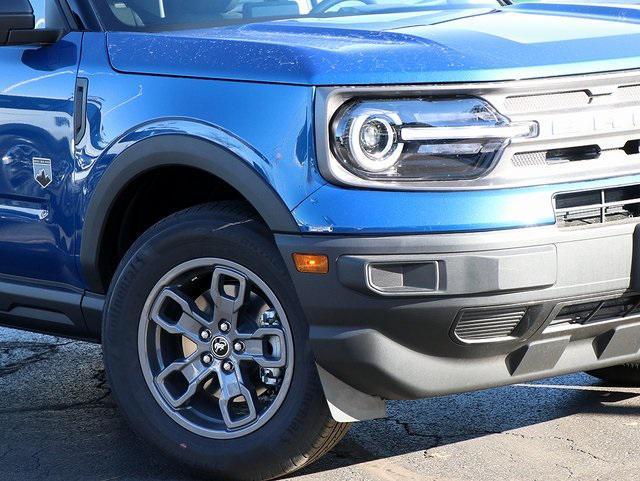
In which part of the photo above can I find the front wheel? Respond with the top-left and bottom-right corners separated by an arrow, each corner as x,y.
102,202 -> 349,480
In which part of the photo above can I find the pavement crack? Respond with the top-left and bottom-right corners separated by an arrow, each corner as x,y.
501,432 -> 610,463
556,462 -> 574,478
0,367 -> 114,415
385,418 -> 502,447
383,419 -> 609,464
566,443 -> 609,463
0,401 -> 117,415
0,340 -> 75,377
89,369 -> 113,405
383,418 -> 503,451
385,418 -> 443,447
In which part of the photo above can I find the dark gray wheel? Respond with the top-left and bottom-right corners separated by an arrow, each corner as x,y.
102,202 -> 349,480
588,363 -> 640,386
139,257 -> 295,439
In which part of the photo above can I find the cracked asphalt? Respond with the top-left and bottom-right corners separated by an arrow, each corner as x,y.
1,327 -> 639,481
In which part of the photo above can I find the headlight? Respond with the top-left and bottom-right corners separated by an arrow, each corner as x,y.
330,97 -> 538,182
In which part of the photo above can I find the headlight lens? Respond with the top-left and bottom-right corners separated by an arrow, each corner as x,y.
348,111 -> 403,172
331,97 -> 538,182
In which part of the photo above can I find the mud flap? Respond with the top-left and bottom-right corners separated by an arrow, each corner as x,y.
316,364 -> 387,422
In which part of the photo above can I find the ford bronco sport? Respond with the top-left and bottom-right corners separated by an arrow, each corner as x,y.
2,0 -> 640,479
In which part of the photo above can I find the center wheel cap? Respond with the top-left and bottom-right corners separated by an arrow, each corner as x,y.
211,336 -> 231,359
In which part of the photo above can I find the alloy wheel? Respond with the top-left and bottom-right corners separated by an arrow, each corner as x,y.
138,258 -> 294,439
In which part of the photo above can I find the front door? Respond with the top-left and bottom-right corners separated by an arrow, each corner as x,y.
0,1 -> 82,287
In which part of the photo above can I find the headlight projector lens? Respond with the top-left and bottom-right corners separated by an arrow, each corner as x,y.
360,118 -> 392,156
346,112 -> 404,172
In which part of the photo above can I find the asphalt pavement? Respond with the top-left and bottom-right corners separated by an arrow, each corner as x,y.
1,326 -> 639,481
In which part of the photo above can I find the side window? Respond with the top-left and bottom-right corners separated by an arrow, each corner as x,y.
29,0 -> 66,30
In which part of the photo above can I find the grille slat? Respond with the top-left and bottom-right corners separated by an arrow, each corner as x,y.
504,84 -> 640,115
504,79 -> 640,178
454,313 -> 527,323
513,144 -> 640,169
546,295 -> 640,331
456,327 -> 521,337
504,91 -> 590,114
456,317 -> 526,327
456,321 -> 524,330
457,322 -> 523,331
454,308 -> 526,342
554,184 -> 640,227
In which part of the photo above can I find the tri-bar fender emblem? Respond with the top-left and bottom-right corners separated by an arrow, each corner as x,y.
33,157 -> 52,188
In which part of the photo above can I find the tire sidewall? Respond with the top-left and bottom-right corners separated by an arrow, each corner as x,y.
102,211 -> 328,478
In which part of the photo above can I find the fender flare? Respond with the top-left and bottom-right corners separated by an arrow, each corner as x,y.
79,134 -> 299,293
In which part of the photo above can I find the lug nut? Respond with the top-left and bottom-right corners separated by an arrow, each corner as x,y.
200,329 -> 211,341
233,341 -> 245,353
219,321 -> 230,332
260,367 -> 281,386
202,353 -> 213,365
260,309 -> 278,326
222,361 -> 234,372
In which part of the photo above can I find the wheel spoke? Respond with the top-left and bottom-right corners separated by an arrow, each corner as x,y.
216,367 -> 258,429
155,353 -> 212,408
210,267 -> 247,332
236,327 -> 287,368
141,258 -> 294,438
150,287 -> 209,343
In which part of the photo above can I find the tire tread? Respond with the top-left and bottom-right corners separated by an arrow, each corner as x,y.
102,200 -> 349,481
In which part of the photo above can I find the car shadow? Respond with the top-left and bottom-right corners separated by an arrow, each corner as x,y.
0,332 -> 638,481
293,374 -> 640,478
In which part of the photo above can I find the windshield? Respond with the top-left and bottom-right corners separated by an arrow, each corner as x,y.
90,0 -> 501,31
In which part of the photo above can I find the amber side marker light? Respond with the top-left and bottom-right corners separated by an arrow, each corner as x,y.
293,253 -> 329,274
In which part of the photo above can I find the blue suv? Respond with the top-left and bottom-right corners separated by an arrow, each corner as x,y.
3,0 -> 640,478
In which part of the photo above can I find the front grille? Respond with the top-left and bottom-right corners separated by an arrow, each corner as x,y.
454,307 -> 527,342
513,140 -> 640,168
504,90 -> 590,114
547,295 -> 640,330
504,83 -> 640,114
486,72 -> 640,190
554,184 -> 640,227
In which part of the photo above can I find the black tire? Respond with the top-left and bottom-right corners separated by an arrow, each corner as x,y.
102,202 -> 349,481
588,363 -> 640,386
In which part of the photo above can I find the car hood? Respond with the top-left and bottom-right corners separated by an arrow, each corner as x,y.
107,3 -> 640,86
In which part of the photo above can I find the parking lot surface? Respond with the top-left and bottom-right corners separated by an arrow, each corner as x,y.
1,326 -> 639,481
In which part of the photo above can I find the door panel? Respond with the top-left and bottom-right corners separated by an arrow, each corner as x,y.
0,32 -> 82,286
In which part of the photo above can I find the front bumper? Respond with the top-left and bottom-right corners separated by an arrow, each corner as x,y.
276,221 -> 640,400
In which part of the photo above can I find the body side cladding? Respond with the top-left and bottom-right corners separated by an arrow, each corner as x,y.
0,274 -> 101,341
79,134 -> 300,293
81,291 -> 104,338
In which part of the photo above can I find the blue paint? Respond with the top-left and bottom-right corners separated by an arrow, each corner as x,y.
107,5 -> 640,86
293,175 -> 640,234
0,34 -> 82,286
0,1 -> 638,299
77,33 -> 320,213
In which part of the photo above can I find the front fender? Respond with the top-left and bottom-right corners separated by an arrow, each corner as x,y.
79,124 -> 300,293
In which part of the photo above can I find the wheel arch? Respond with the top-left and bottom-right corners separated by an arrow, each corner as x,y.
80,134 -> 299,294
